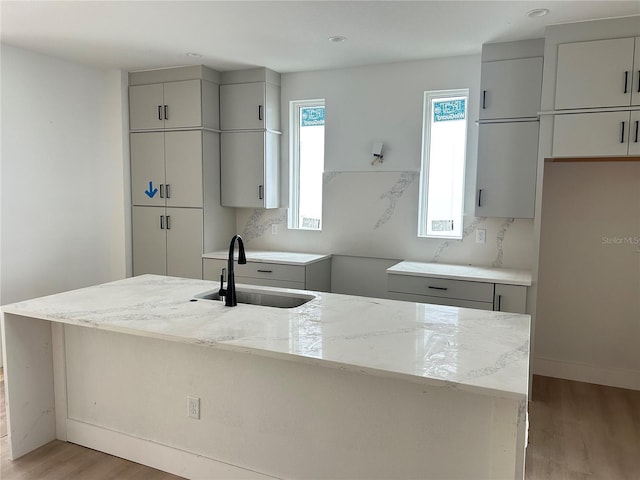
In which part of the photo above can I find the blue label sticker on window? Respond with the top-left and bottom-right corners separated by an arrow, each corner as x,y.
433,99 -> 466,122
301,107 -> 325,126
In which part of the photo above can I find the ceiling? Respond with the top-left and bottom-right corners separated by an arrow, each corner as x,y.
2,1 -> 639,73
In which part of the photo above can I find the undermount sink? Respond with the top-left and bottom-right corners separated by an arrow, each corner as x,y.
194,288 -> 315,309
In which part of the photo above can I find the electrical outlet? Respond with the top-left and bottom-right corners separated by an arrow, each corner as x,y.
188,396 -> 200,419
476,229 -> 486,244
271,223 -> 278,235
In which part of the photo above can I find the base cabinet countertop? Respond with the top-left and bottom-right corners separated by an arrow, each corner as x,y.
387,261 -> 532,314
2,275 -> 530,479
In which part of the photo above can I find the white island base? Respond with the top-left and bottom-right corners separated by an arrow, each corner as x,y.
2,275 -> 529,479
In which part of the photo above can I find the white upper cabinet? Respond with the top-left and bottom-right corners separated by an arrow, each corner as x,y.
633,37 -> 640,106
552,111 -> 632,157
555,37 -> 636,109
220,131 -> 279,208
476,121 -> 539,218
220,81 -> 280,131
130,79 -> 218,130
479,57 -> 543,120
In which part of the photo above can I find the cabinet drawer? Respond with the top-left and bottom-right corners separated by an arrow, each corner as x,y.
388,274 -> 494,302
235,276 -> 305,290
388,292 -> 494,311
204,259 -> 305,283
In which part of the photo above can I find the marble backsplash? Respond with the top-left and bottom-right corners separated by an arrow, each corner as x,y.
236,171 -> 534,270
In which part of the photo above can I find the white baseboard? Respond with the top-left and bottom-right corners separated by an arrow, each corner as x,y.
66,419 -> 279,480
533,356 -> 640,391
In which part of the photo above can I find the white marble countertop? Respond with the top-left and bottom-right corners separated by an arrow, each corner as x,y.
388,261 -> 532,286
2,275 -> 530,400
203,250 -> 331,266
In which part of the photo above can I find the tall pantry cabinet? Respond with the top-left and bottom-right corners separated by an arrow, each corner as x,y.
129,66 -> 235,279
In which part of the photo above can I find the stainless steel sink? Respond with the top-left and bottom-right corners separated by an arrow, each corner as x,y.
194,288 -> 315,308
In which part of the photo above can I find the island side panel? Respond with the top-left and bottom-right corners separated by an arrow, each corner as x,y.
64,324 -> 524,479
1,313 -> 56,459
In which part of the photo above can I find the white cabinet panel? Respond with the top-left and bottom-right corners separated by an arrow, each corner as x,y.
220,82 -> 265,130
633,37 -> 640,107
476,121 -> 539,218
629,110 -> 640,156
129,84 -> 164,130
130,132 -> 165,207
479,57 -> 543,120
555,38 -> 635,109
494,285 -> 527,314
129,80 -> 209,130
132,206 -> 166,276
388,291 -> 494,311
552,111 -> 631,157
388,275 -> 495,303
163,80 -> 203,129
218,130 -> 279,208
166,208 -> 203,279
165,131 -> 203,208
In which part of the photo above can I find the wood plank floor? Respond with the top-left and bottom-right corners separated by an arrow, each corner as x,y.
2,369 -> 639,479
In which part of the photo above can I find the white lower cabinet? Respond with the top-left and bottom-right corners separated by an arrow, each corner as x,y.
203,257 -> 331,292
133,206 -> 203,279
388,274 -> 527,314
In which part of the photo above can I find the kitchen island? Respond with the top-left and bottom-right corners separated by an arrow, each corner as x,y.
2,275 -> 530,479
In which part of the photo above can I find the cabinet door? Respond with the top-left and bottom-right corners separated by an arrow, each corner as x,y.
555,38 -> 635,109
166,208 -> 203,279
552,112 -> 631,157
494,285 -> 527,314
479,57 -> 543,120
163,80 -> 202,129
476,121 -> 539,218
220,83 -> 265,130
632,37 -> 640,107
221,132 -> 265,207
132,206 -> 166,276
628,110 -> 640,156
129,84 -> 165,130
164,130 -> 203,208
130,132 -> 166,207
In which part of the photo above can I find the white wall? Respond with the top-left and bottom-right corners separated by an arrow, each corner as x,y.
235,56 -> 535,296
0,44 -> 128,306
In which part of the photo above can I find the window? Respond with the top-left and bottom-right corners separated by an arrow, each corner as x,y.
288,99 -> 325,230
418,89 -> 469,239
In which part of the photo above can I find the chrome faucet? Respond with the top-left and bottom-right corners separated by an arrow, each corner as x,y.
225,234 -> 247,306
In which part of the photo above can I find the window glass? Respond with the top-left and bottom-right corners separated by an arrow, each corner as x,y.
418,89 -> 469,238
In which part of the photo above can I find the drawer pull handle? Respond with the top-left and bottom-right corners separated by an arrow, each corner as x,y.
257,269 -> 273,273
428,286 -> 448,291
158,105 -> 163,121
482,90 -> 487,109
624,71 -> 629,94
496,294 -> 502,311
635,121 -> 639,143
621,121 -> 626,143
258,105 -> 263,121
164,105 -> 169,120
160,215 -> 165,230
478,189 -> 483,207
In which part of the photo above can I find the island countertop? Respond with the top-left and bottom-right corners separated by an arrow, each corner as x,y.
2,274 -> 530,400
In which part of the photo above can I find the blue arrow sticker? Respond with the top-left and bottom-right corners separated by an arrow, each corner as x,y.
145,181 -> 158,198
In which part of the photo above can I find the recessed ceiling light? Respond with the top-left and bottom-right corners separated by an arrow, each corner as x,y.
186,52 -> 202,58
328,35 -> 347,43
526,8 -> 550,18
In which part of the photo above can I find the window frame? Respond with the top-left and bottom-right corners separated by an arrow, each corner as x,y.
288,98 -> 325,231
417,88 -> 469,239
